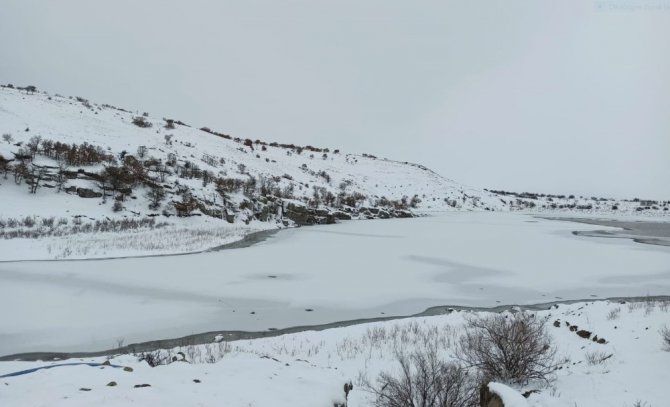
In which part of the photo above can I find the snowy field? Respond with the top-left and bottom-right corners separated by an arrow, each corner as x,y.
1,212 -> 669,356
1,299 -> 668,407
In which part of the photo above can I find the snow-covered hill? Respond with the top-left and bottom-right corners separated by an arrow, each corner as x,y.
0,85 -> 505,258
0,84 -> 667,259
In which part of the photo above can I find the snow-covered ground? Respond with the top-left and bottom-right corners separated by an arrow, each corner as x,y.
1,299 -> 668,407
1,212 -> 669,356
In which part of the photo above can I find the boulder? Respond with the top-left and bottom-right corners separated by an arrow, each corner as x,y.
332,211 -> 352,220
76,188 -> 102,198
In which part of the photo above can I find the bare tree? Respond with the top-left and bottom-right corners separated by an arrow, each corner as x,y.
26,135 -> 42,159
13,161 -> 28,184
456,312 -> 557,385
55,161 -> 68,192
147,185 -> 166,210
28,164 -> 47,194
363,347 -> 479,407
137,145 -> 148,159
0,155 -> 10,179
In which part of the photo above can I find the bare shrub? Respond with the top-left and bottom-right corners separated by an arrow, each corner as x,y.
132,116 -> 152,128
584,350 -> 612,366
628,302 -> 645,312
22,216 -> 36,228
661,326 -> 670,351
138,350 -> 171,367
606,307 -> 621,320
456,312 -> 557,384
363,347 -> 479,407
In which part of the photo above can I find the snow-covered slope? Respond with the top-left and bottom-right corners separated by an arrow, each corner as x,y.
0,85 -> 509,258
1,299 -> 668,407
0,85 -> 498,213
0,85 -> 667,260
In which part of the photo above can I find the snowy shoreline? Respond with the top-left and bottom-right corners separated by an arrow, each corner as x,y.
2,294 -> 668,361
0,212 -> 668,263
1,298 -> 669,407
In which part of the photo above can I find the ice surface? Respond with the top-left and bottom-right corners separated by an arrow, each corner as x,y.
1,212 -> 668,355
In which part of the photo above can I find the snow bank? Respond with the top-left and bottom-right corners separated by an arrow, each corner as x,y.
488,382 -> 529,407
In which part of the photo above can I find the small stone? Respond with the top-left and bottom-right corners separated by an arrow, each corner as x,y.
193,379 -> 201,383
102,360 -> 111,366
134,384 -> 151,388
79,388 -> 91,392
107,381 -> 117,387
123,367 -> 134,372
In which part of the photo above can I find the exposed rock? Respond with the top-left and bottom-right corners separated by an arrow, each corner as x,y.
576,330 -> 592,339
76,188 -> 102,198
332,211 -> 352,220
480,383 -> 504,407
481,382 -> 529,407
106,381 -> 117,387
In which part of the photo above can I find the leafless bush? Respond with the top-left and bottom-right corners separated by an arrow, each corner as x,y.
661,326 -> 670,351
137,341 -> 232,366
363,347 -> 479,407
0,217 -> 165,240
132,116 -> 152,128
22,216 -> 36,228
138,350 -> 171,367
606,307 -> 621,320
584,350 -> 612,366
455,312 -> 557,384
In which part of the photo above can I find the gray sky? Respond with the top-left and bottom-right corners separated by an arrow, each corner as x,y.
1,0 -> 668,198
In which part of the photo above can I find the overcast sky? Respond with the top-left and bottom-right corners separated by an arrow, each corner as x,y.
1,1 -> 668,198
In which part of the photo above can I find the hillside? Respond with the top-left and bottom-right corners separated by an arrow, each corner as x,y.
0,85 -> 503,259
0,84 -> 667,259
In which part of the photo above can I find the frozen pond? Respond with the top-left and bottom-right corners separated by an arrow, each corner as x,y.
1,212 -> 669,355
